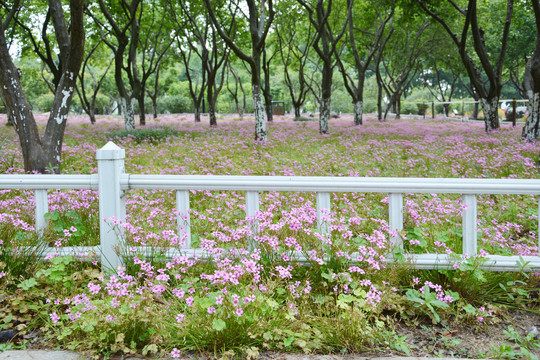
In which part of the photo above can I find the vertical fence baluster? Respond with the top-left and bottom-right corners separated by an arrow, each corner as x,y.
246,191 -> 259,234
317,192 -> 331,234
246,191 -> 259,250
34,189 -> 48,237
462,194 -> 478,256
97,142 -> 126,272
176,190 -> 191,249
389,193 -> 404,249
538,196 -> 540,252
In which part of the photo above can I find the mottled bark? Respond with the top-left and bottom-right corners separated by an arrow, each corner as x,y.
480,98 -> 500,132
521,0 -> 540,141
204,0 -> 274,141
121,97 -> 135,131
319,97 -> 330,134
253,85 -> 267,141
522,93 -> 540,141
354,101 -> 363,125
0,0 -> 84,173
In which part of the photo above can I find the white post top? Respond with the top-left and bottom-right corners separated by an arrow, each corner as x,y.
96,142 -> 125,160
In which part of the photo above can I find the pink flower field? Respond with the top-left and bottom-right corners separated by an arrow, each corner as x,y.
0,113 -> 539,357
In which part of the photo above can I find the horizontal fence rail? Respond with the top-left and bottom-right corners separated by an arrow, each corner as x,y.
1,141 -> 539,272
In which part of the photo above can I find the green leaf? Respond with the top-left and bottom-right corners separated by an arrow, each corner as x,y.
463,304 -> 477,314
212,319 -> 226,331
17,278 -> 38,290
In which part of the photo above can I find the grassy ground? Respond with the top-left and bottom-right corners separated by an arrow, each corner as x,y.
0,113 -> 539,359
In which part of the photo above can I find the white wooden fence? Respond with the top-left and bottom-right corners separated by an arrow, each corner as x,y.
1,142 -> 539,272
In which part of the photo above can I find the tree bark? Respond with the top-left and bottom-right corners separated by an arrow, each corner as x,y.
480,98 -> 499,132
0,0 -> 84,173
521,0 -> 540,141
354,101 -> 363,125
121,96 -> 135,131
253,84 -> 267,140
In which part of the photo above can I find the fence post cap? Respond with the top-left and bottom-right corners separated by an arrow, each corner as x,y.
96,142 -> 125,160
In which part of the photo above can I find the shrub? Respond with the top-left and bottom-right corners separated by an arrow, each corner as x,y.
108,127 -> 179,144
157,95 -> 192,114
34,93 -> 55,112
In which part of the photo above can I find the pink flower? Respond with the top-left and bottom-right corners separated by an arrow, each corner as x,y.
87,282 -> 101,295
176,314 -> 185,323
49,312 -> 60,324
235,308 -> 244,317
171,348 -> 182,358
207,306 -> 216,314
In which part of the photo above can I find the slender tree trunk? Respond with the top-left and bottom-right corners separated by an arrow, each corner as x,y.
354,101 -> 363,125
151,96 -> 158,119
480,97 -> 500,132
121,96 -> 135,131
522,11 -> 540,141
207,74 -> 217,127
194,105 -> 201,123
208,84 -> 217,128
208,102 -> 217,127
319,63 -> 332,134
294,104 -> 301,119
253,84 -> 267,140
377,83 -> 383,121
137,95 -> 146,126
265,97 -> 273,122
522,93 -> 540,140
89,108 -> 96,124
472,101 -> 479,119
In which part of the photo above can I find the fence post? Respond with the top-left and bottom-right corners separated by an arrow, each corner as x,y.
432,102 -> 435,119
176,190 -> 191,249
462,194 -> 477,256
389,193 -> 404,249
317,192 -> 331,234
246,191 -> 259,249
34,189 -> 48,236
96,142 -> 126,272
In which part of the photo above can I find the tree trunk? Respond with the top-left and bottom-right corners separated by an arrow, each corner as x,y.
208,98 -> 217,128
443,103 -> 450,117
522,93 -> 540,141
89,108 -> 96,124
472,101 -> 479,120
480,98 -> 500,132
522,15 -> 540,142
0,0 -> 84,174
253,84 -> 267,141
354,100 -> 363,125
150,95 -> 158,119
320,63 -> 332,134
138,95 -> 146,126
294,105 -> 301,119
319,97 -> 330,134
121,97 -> 135,131
265,99 -> 273,122
194,106 -> 201,123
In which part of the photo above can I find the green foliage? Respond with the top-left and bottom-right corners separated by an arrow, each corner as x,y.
34,93 -> 55,113
488,326 -> 540,360
405,285 -> 458,324
108,127 -> 179,144
157,95 -> 192,114
0,231 -> 48,286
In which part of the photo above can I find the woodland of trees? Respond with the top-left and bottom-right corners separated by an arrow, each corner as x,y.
0,0 -> 539,172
